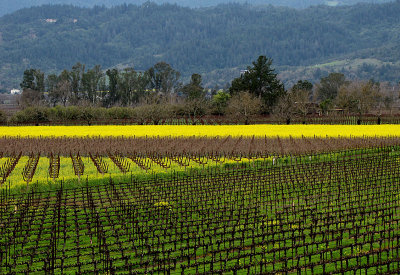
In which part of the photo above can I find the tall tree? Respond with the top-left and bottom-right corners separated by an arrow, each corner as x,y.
229,56 -> 284,112
20,69 -> 36,90
82,65 -> 103,105
106,68 -> 120,106
46,73 -> 59,106
316,73 -> 348,102
181,74 -> 205,100
181,74 -> 208,124
292,80 -> 313,93
47,70 -> 73,107
20,69 -> 45,92
147,62 -> 181,96
34,70 -> 45,93
118,68 -> 150,106
20,69 -> 45,107
335,80 -> 381,116
70,63 -> 85,103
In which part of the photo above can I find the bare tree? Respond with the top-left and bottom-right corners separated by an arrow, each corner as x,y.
379,82 -> 399,115
272,92 -> 295,124
291,89 -> 310,122
134,95 -> 175,125
183,97 -> 209,125
19,88 -> 44,108
335,81 -> 381,116
51,80 -> 72,107
226,91 -> 262,125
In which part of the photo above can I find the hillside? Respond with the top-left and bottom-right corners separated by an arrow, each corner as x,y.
0,1 -> 400,90
0,0 -> 394,16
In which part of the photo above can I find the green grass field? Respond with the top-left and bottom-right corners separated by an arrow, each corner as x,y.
1,154 -> 267,194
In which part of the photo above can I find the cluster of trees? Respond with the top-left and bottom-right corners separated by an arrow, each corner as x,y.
19,62 -> 181,108
11,55 -> 399,125
2,1 -> 400,89
274,73 -> 400,123
17,56 -> 289,122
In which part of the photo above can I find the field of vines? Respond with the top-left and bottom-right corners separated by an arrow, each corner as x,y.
1,136 -> 400,189
2,125 -> 400,273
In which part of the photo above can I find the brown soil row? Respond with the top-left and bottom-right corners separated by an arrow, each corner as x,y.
0,136 -> 398,157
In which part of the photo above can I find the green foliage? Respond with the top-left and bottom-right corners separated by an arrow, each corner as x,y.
181,73 -> 205,100
229,56 -> 285,112
1,0 -> 393,17
292,80 -> 313,92
1,2 -> 400,89
20,69 -> 45,93
211,90 -> 230,115
11,107 -> 50,123
0,109 -> 7,124
107,107 -> 135,119
147,62 -> 181,95
106,68 -> 120,106
316,73 -> 348,101
20,69 -> 35,90
3,146 -> 399,273
319,99 -> 333,114
41,63 -> 155,107
81,65 -> 104,104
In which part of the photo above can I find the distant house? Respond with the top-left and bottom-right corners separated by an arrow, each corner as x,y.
10,89 -> 21,95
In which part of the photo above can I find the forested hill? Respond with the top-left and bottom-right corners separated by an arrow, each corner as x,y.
1,1 -> 400,90
0,0 -> 393,16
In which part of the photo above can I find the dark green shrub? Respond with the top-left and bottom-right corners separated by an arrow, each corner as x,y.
0,109 -> 7,124
107,107 -> 135,119
10,107 -> 49,124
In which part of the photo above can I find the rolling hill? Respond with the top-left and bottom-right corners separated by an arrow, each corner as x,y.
0,1 -> 399,90
0,0 -> 394,16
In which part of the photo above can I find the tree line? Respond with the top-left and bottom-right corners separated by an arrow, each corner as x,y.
2,55 -> 398,125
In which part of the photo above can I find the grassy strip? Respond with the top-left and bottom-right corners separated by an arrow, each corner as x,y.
3,146 -> 397,195
1,147 -> 400,273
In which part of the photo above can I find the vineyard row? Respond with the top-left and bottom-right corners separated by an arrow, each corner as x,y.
1,148 -> 400,273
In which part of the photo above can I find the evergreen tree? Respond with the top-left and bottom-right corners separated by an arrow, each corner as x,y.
20,69 -> 36,90
229,56 -> 285,112
181,74 -> 205,100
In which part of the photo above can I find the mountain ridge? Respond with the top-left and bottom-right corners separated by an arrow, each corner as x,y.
0,1 -> 399,90
0,0 -> 394,16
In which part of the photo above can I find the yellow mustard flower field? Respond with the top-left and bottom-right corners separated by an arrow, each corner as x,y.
1,124 -> 400,137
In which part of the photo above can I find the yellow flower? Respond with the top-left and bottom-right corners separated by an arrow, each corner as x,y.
1,124 -> 399,138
